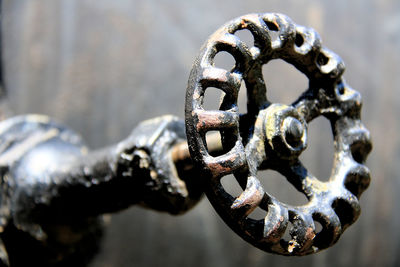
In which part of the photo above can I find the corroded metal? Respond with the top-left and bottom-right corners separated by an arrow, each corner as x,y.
0,10 -> 373,266
185,13 -> 372,255
0,115 -> 203,266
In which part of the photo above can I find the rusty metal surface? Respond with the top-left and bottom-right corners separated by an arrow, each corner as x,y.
185,13 -> 371,255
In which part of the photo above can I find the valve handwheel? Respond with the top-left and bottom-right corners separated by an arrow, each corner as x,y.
185,13 -> 372,255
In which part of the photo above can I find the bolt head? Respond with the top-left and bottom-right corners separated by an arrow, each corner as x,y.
283,117 -> 305,149
264,104 -> 307,158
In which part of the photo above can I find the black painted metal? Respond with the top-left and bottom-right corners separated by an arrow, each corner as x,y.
185,13 -> 372,255
0,115 -> 202,266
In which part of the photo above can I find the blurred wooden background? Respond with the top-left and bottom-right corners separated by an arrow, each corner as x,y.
1,0 -> 399,266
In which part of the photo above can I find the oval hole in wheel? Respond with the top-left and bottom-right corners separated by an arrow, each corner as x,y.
220,174 -> 243,198
257,169 -> 308,206
262,59 -> 308,105
300,116 -> 334,182
213,51 -> 236,71
235,29 -> 255,49
203,87 -> 224,110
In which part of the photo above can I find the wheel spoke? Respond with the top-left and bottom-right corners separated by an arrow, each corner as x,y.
243,110 -> 268,174
277,160 -> 323,199
245,64 -> 268,113
194,109 -> 239,132
292,90 -> 320,122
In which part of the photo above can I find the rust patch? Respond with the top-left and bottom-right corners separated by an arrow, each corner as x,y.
207,162 -> 232,177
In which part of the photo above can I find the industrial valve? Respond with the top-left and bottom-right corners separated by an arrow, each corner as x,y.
0,13 -> 371,266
